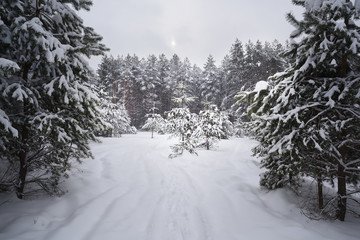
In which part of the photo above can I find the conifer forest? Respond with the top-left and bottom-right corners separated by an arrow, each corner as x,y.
0,1 -> 360,239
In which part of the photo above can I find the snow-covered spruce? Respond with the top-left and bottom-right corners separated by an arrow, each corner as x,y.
244,0 -> 360,221
0,0 -> 108,198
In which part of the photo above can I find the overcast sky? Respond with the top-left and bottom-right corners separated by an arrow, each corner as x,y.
80,0 -> 303,70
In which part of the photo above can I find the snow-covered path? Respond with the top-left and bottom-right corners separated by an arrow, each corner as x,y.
0,133 -> 359,240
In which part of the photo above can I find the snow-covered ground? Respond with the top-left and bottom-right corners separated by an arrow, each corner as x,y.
0,132 -> 359,240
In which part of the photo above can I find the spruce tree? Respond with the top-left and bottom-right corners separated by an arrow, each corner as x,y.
0,0 -> 108,198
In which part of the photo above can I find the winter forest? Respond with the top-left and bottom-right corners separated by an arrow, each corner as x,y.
1,0 -> 360,239
96,39 -> 284,130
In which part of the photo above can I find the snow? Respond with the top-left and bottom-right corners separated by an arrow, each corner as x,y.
305,0 -> 324,11
254,80 -> 268,92
11,84 -> 28,102
350,37 -> 359,54
0,133 -> 359,240
0,58 -> 20,71
0,109 -> 18,137
324,85 -> 340,107
305,0 -> 360,12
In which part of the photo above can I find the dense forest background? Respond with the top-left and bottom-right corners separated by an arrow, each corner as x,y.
95,39 -> 285,128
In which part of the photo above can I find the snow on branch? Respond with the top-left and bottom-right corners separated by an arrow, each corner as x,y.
0,109 -> 18,137
0,58 -> 20,71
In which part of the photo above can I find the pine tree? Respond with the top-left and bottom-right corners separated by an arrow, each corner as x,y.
96,55 -> 122,101
187,64 -> 204,114
180,58 -> 193,103
142,55 -> 160,121
263,40 -> 286,78
0,0 -> 108,198
118,54 -> 144,128
0,59 -> 19,138
202,55 -> 220,107
142,108 -> 166,138
234,80 -> 269,136
129,55 -> 146,127
99,97 -> 132,137
246,0 -> 360,221
222,39 -> 246,112
0,59 -> 20,191
155,54 -> 171,115
198,104 -> 230,150
166,82 -> 198,158
217,55 -> 232,111
168,54 -> 183,101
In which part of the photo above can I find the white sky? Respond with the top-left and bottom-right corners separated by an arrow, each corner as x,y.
80,0 -> 303,70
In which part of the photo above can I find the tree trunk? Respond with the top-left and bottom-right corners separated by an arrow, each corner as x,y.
112,82 -> 118,104
335,7 -> 349,220
36,0 -> 40,17
337,162 -> 347,221
16,125 -> 28,199
16,153 -> 28,199
317,176 -> 323,210
340,2 -> 349,78
16,63 -> 31,199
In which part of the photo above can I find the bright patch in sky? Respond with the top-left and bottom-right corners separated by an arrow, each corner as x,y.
171,40 -> 176,47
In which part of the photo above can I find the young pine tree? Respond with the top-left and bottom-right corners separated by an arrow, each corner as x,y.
198,104 -> 230,150
142,106 -> 166,138
166,82 -> 198,158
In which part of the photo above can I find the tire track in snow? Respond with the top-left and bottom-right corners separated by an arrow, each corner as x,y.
83,190 -> 135,240
145,158 -> 212,240
44,186 -> 133,240
44,139 -> 157,240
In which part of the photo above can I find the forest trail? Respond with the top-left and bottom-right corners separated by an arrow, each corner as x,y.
0,133 -> 359,240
